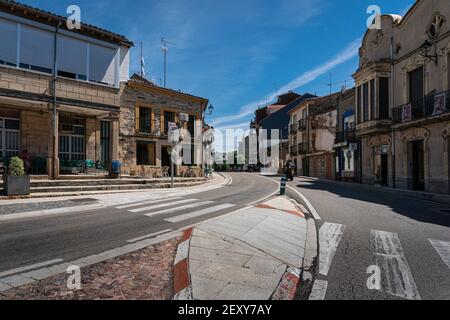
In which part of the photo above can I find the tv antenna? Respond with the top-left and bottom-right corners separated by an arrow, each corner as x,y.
161,38 -> 173,88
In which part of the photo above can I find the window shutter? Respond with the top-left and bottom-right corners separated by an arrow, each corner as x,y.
0,18 -> 17,65
135,106 -> 140,132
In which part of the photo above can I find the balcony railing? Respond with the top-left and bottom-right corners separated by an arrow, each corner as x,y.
392,90 -> 450,124
298,119 -> 307,131
335,129 -> 357,144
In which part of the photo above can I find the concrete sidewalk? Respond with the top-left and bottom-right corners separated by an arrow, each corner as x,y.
173,196 -> 312,300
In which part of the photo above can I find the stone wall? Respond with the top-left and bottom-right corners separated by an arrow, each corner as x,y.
20,110 -> 50,158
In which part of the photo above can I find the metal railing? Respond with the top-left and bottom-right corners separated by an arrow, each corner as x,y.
335,129 -> 357,144
392,90 -> 450,124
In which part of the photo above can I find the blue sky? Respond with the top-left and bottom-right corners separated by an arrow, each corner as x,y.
25,0 -> 415,151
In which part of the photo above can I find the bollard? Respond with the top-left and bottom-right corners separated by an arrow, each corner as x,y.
280,177 -> 287,195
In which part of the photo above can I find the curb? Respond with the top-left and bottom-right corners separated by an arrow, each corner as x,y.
173,228 -> 194,300
271,267 -> 301,300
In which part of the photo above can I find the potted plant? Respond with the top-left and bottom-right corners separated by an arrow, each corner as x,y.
4,157 -> 30,196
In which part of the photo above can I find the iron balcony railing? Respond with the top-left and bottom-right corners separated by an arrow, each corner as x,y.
298,119 -> 307,131
335,129 -> 357,144
392,90 -> 450,124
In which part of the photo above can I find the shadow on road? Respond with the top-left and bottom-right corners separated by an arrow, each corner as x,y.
295,179 -> 450,228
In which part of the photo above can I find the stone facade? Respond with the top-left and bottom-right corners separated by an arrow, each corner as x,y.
119,76 -> 208,177
354,0 -> 450,193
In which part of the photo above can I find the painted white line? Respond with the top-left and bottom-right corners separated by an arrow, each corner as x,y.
116,197 -> 184,209
126,229 -> 173,243
165,203 -> 236,223
0,258 -> 64,279
129,199 -> 198,213
319,222 -> 345,276
429,239 -> 450,270
309,280 -> 328,300
372,230 -> 421,300
144,201 -> 215,218
287,185 -> 321,220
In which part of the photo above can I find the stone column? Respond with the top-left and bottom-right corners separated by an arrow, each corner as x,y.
85,118 -> 97,161
110,116 -> 120,178
47,109 -> 59,180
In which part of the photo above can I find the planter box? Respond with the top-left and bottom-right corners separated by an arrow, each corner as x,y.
4,175 -> 31,196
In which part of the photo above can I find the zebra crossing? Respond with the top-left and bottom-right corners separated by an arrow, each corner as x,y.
114,196 -> 236,224
314,222 -> 450,300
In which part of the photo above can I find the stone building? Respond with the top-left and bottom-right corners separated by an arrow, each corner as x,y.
0,1 -> 132,179
119,74 -> 209,177
333,88 -> 361,182
354,0 -> 450,193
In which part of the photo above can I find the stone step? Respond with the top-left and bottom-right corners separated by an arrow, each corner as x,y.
29,181 -> 206,193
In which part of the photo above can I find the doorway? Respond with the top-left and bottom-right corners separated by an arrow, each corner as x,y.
100,121 -> 110,165
381,154 -> 389,186
410,140 -> 425,191
161,146 -> 171,167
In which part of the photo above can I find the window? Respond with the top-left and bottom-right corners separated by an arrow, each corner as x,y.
379,78 -> 389,119
357,86 -> 362,123
57,34 -> 88,80
0,18 -> 18,66
363,83 -> 369,122
164,111 -> 175,134
409,67 -> 424,102
370,79 -> 376,120
137,141 -> 156,166
0,118 -> 20,159
89,43 -> 116,85
59,118 -> 85,161
188,115 -> 196,137
137,107 -> 152,133
20,25 -> 54,74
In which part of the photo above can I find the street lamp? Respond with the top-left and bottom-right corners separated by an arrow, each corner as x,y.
206,104 -> 214,116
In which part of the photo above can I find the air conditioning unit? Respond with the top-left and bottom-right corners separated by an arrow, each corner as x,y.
179,113 -> 189,122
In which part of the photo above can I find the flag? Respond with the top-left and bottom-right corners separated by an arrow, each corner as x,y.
140,56 -> 146,77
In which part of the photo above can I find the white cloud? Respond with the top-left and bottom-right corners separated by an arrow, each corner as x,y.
211,37 -> 362,128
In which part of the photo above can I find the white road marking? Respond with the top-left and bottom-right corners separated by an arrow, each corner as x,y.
116,197 -> 183,209
0,259 -> 64,279
429,239 -> 450,270
165,204 -> 236,223
371,230 -> 421,300
319,223 -> 345,276
129,199 -> 198,213
286,185 -> 321,220
144,201 -> 215,218
126,229 -> 173,243
309,280 -> 328,300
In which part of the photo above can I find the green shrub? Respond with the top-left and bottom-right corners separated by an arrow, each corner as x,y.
8,157 -> 25,176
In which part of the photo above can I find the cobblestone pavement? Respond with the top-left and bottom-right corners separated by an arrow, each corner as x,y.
0,199 -> 99,215
0,237 -> 180,300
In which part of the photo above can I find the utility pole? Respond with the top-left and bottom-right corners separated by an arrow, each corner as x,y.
161,38 -> 168,88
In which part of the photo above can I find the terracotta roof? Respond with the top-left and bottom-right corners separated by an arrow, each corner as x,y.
0,0 -> 133,47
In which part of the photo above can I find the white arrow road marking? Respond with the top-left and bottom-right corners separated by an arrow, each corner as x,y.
129,199 -> 198,213
145,201 -> 215,218
0,259 -> 64,279
371,230 -> 421,300
309,280 -> 328,300
165,204 -> 236,223
319,223 -> 345,276
429,239 -> 450,270
116,197 -> 184,209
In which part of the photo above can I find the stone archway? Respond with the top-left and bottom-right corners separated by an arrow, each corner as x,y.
368,134 -> 392,185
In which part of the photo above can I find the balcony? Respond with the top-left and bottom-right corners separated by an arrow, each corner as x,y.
392,90 -> 450,125
335,129 -> 357,144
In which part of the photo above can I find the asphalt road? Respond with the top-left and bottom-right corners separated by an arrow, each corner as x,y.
0,173 -> 279,274
285,176 -> 450,300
